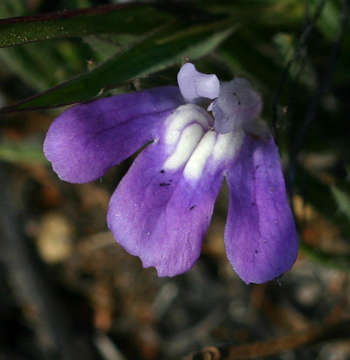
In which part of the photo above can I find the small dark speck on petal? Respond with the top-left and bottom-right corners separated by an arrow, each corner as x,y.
160,170 -> 165,174
160,182 -> 170,187
255,249 -> 259,254
190,205 -> 196,210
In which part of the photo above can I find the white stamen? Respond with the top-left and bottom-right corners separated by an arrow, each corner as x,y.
184,131 -> 216,181
213,130 -> 244,161
163,124 -> 203,171
164,104 -> 210,145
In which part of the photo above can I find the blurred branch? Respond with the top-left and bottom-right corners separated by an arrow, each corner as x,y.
288,0 -> 349,188
271,0 -> 326,139
184,319 -> 350,360
278,0 -> 349,271
94,333 -> 127,360
0,164 -> 96,360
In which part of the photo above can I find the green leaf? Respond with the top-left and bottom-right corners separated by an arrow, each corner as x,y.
0,40 -> 88,91
309,0 -> 341,40
295,165 -> 338,217
295,167 -> 350,272
300,241 -> 350,273
331,185 -> 350,220
0,0 -> 27,19
0,4 -> 174,48
202,0 -> 305,27
0,46 -> 52,91
0,140 -> 47,164
295,165 -> 350,234
1,21 -> 235,111
84,35 -> 123,62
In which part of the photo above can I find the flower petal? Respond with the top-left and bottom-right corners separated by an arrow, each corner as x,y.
107,135 -> 224,277
212,79 -> 262,134
224,135 -> 298,284
44,86 -> 183,183
177,63 -> 220,103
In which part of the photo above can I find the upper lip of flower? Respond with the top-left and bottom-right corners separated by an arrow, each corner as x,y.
43,62 -> 298,284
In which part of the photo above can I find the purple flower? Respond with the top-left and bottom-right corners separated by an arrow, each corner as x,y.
44,63 -> 298,284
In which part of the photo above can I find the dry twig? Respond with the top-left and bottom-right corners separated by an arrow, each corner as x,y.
184,319 -> 350,360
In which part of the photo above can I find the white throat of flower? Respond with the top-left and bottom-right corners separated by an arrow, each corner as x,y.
162,104 -> 244,181
162,63 -> 266,182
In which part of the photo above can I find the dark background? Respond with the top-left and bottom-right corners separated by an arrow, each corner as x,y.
0,1 -> 350,359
